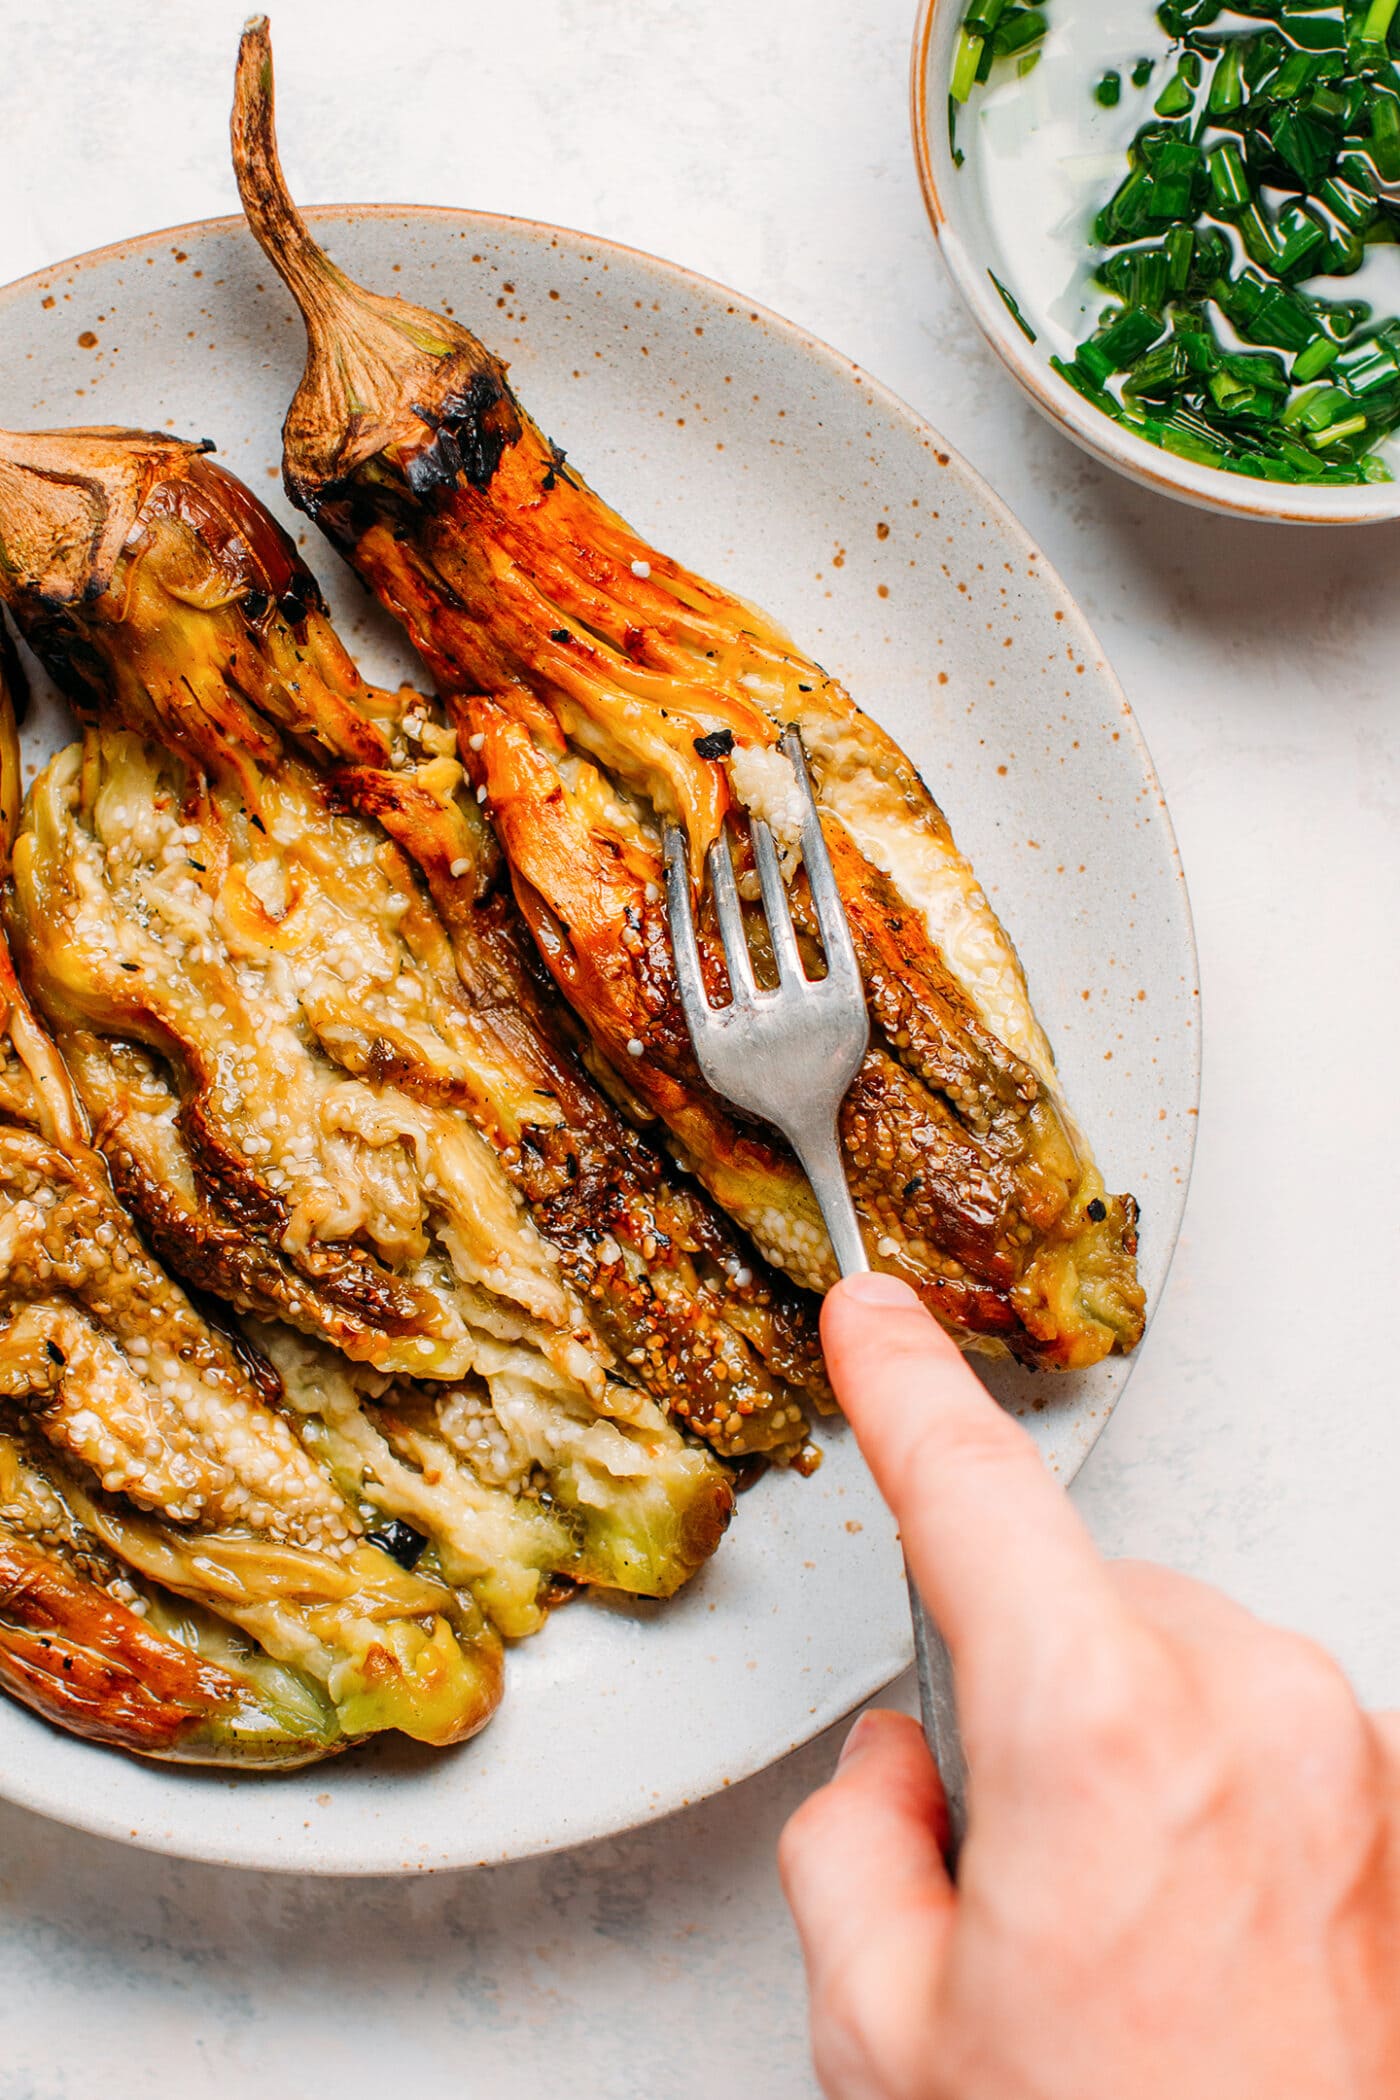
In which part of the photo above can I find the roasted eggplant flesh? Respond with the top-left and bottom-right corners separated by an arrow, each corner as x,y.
228,16 -> 1143,1369
0,983 -> 501,1754
0,428 -> 824,1464
0,413 -> 783,1767
7,725 -> 735,1604
0,663 -> 506,1763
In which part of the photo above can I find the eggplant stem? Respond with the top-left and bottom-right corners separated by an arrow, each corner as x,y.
231,16 -> 351,315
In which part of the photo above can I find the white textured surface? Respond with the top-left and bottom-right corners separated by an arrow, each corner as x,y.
0,0 -> 1393,2093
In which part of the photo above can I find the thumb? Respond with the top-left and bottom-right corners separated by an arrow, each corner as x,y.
819,1273 -> 1115,1713
780,1711 -> 955,2096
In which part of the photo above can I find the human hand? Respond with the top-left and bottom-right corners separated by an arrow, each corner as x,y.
780,1273 -> 1400,2100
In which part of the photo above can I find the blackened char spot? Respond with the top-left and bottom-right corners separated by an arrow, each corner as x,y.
13,622 -> 108,716
367,1519 -> 428,1570
1086,1197 -> 1107,1223
0,613 -> 30,725
693,729 -> 735,760
406,370 -> 515,499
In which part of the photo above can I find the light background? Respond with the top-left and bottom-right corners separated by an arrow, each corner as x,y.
2,2 -> 1396,2094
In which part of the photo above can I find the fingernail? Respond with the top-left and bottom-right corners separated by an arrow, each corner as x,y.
837,1273 -> 922,1310
837,1711 -> 877,1770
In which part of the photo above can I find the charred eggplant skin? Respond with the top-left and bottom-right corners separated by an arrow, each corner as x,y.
0,1522 -> 324,1766
227,19 -> 1144,1371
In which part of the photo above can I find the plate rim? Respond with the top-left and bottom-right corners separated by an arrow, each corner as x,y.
0,204 -> 1201,1873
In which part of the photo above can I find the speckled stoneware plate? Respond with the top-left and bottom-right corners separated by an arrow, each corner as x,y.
0,209 -> 1198,1874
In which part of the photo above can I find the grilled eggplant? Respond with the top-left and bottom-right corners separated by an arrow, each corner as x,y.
0,427 -> 823,1465
230,19 -> 1144,1371
6,719 -> 738,1597
0,670 -> 501,1762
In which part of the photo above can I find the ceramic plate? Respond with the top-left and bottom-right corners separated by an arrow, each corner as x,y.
0,209 -> 1199,1873
910,0 -> 1400,524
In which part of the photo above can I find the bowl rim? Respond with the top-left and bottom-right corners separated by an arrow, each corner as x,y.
909,0 -> 1400,526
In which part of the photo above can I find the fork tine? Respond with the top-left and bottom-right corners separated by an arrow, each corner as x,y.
751,817 -> 804,984
782,727 -> 862,993
707,826 -> 758,1004
663,822 -> 712,1018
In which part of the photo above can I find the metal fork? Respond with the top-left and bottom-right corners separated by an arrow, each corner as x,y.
663,727 -> 968,1869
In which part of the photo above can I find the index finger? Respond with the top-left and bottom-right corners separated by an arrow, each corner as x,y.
822,1275 -> 1121,1710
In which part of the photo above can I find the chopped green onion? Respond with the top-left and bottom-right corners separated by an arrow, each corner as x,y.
1157,0 -> 1223,36
1091,303 -> 1168,370
1237,201 -> 1285,270
951,26 -> 984,104
1271,106 -> 1341,189
1208,140 -> 1251,213
1155,65 -> 1198,116
1207,40 -> 1246,115
961,0 -> 1011,34
1369,83 -> 1400,174
1165,223 -> 1195,290
1319,218 -> 1368,273
993,8 -> 1047,58
1288,384 -> 1354,432
1317,168 -> 1379,234
1274,204 -> 1328,278
988,270 -> 1038,342
1284,13 -> 1347,54
1243,29 -> 1288,93
1268,50 -> 1336,104
1361,8 -> 1400,45
1122,340 -> 1194,399
951,0 -> 1400,484
1050,353 -> 1120,417
1158,416 -> 1229,466
1099,244 -> 1174,312
1310,410 -> 1370,445
1292,334 -> 1343,382
1336,327 -> 1400,393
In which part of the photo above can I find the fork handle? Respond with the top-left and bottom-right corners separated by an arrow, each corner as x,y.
789,1116 -> 968,1877
906,1572 -> 968,1874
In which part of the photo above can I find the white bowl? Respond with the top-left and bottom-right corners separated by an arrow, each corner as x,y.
911,0 -> 1400,524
